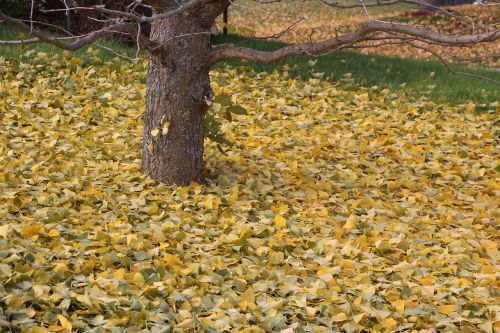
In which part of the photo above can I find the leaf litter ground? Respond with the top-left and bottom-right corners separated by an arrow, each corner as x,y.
0,53 -> 498,333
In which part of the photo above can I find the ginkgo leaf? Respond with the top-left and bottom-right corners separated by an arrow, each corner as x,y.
437,304 -> 456,315
227,105 -> 247,115
343,215 -> 358,230
0,225 -> 9,238
57,315 -> 72,331
21,225 -> 42,237
274,215 -> 287,228
151,128 -> 160,137
162,121 -> 170,136
48,229 -> 60,237
112,268 -> 126,279
332,312 -> 348,322
166,254 -> 183,266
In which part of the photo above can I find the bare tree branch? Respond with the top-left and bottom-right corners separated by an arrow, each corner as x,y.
0,10 -> 158,52
37,0 -> 221,24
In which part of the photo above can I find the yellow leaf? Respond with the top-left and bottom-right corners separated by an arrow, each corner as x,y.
340,259 -> 354,269
204,195 -> 213,209
316,266 -> 329,277
353,313 -> 364,323
384,317 -> 398,329
177,319 -> 193,329
48,229 -> 60,237
132,272 -> 145,286
305,188 -> 317,199
437,304 -> 455,315
228,186 -> 238,204
149,202 -> 159,215
33,285 -> 49,298
57,315 -> 72,331
275,215 -> 287,228
343,215 -> 358,230
420,275 -> 437,286
240,287 -> 255,303
393,299 -> 405,314
332,312 -> 348,322
112,268 -> 125,279
22,225 -> 42,237
273,204 -> 289,215
362,285 -> 376,300
151,128 -> 160,137
0,224 -> 9,238
54,263 -> 68,273
358,197 -> 375,209
166,254 -> 183,266
162,121 -> 170,135
347,172 -> 358,181
240,287 -> 256,311
387,181 -> 400,191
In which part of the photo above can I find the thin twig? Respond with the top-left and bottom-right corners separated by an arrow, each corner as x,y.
406,41 -> 500,85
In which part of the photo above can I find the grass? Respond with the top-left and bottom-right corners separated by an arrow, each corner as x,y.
1,23 -> 498,104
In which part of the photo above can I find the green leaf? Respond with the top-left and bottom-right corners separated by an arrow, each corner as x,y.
214,94 -> 231,107
227,105 -> 247,115
130,297 -> 143,311
104,252 -> 122,266
133,251 -> 150,261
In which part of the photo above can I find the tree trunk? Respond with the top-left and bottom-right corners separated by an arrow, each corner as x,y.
141,12 -> 211,185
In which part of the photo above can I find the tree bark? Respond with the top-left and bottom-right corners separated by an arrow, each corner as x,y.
141,10 -> 211,185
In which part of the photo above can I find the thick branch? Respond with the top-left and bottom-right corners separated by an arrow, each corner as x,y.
209,21 -> 500,65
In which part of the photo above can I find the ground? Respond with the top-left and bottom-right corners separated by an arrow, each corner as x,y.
0,50 -> 498,332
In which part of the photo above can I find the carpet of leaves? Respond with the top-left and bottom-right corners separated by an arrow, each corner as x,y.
227,3 -> 500,68
0,53 -> 499,333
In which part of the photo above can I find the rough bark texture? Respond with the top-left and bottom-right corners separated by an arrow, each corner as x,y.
141,7 -> 211,185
